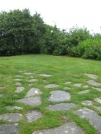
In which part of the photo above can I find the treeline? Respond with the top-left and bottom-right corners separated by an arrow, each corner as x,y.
0,9 -> 101,60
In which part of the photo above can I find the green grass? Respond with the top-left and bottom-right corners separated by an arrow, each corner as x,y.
0,54 -> 101,134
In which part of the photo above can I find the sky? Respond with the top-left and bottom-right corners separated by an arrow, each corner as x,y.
0,0 -> 101,34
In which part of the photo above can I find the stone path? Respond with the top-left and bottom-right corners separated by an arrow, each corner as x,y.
0,72 -> 101,134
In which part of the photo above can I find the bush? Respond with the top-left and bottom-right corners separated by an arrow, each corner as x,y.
76,39 -> 101,60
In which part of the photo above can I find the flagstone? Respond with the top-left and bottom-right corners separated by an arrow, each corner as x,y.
83,85 -> 88,88
32,122 -> 84,134
94,98 -> 101,104
15,87 -> 25,93
78,90 -> 90,94
82,100 -> 93,106
47,103 -> 76,111
75,107 -> 101,134
0,123 -> 19,134
87,80 -> 101,86
15,82 -> 22,86
48,90 -> 71,102
24,72 -> 33,75
29,79 -> 38,83
93,87 -> 101,92
94,106 -> 101,112
0,94 -> 4,97
0,113 -> 22,122
25,88 -> 42,97
63,87 -> 71,90
6,106 -> 23,110
26,110 -> 43,123
85,73 -> 98,79
65,81 -> 71,84
73,83 -> 82,87
17,96 -> 41,106
39,74 -> 52,77
45,84 -> 59,88
14,79 -> 22,82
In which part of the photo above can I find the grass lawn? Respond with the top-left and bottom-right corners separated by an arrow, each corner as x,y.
0,54 -> 101,134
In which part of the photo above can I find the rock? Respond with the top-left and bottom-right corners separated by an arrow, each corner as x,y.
82,100 -> 93,106
14,79 -> 22,82
87,80 -> 101,86
93,87 -> 101,92
29,79 -> 38,83
94,98 -> 101,104
26,110 -> 43,123
73,83 -> 82,87
24,72 -> 33,75
25,88 -> 42,97
15,82 -> 22,86
75,107 -> 101,134
48,90 -> 71,102
45,84 -> 59,88
94,106 -> 101,112
39,74 -> 52,77
17,96 -> 41,106
47,103 -> 76,111
32,122 -> 84,134
0,113 -> 22,122
0,94 -> 4,97
15,87 -> 25,93
63,87 -> 71,90
65,82 -> 71,84
6,106 -> 23,110
85,73 -> 98,79
83,85 -> 88,88
0,123 -> 19,134
78,90 -> 90,94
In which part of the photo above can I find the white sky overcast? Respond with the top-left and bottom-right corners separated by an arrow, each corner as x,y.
0,0 -> 101,33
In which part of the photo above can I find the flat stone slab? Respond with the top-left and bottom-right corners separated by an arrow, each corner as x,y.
87,80 -> 101,86
45,84 -> 59,88
15,82 -> 22,86
78,90 -> 90,94
14,79 -> 22,82
73,83 -> 82,87
0,113 -> 22,122
17,96 -> 41,106
75,107 -> 101,134
48,90 -> 71,102
63,87 -> 71,90
25,88 -> 42,97
65,82 -> 71,84
26,110 -> 43,123
24,72 -> 33,75
47,103 -> 76,111
83,85 -> 88,88
94,106 -> 101,112
32,122 -> 84,134
94,98 -> 101,104
82,100 -> 93,106
6,106 -> 23,110
0,94 -> 4,97
29,79 -> 38,83
15,87 -> 25,93
39,74 -> 52,77
85,73 -> 98,79
93,87 -> 101,92
0,123 -> 19,134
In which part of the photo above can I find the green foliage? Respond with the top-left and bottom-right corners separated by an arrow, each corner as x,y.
68,38 -> 101,60
0,9 -> 45,55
